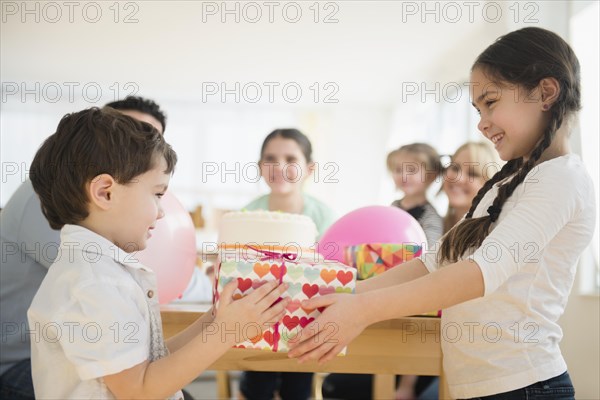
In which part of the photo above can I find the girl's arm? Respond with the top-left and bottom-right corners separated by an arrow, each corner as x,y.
363,258 -> 483,321
291,156 -> 594,364
357,258 -> 430,293
288,258 -> 483,363
164,307 -> 215,353
104,281 -> 289,400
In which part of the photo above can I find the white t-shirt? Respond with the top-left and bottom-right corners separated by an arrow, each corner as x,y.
28,225 -> 183,400
421,154 -> 596,398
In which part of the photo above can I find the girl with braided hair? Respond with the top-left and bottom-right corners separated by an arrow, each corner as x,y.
288,27 -> 596,399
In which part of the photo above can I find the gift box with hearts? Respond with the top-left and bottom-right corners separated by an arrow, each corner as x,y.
344,243 -> 422,280
213,245 -> 356,353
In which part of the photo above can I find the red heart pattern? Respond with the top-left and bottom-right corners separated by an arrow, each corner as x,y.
237,277 -> 252,293
263,331 -> 274,346
302,283 -> 319,298
336,270 -> 353,286
282,315 -> 300,330
299,317 -> 315,328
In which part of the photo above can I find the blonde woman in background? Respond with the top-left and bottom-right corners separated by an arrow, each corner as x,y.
443,141 -> 503,232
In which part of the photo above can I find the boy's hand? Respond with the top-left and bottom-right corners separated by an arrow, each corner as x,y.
215,280 -> 289,342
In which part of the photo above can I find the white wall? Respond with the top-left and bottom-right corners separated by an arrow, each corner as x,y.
560,274 -> 600,399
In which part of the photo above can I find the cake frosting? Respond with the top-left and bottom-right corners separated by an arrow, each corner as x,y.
218,210 -> 318,248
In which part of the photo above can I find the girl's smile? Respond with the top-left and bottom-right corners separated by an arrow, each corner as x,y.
470,68 -> 548,161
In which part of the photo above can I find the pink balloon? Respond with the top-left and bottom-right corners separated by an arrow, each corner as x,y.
319,206 -> 427,262
137,192 -> 196,304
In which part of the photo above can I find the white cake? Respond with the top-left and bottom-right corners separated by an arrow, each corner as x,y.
218,210 -> 318,248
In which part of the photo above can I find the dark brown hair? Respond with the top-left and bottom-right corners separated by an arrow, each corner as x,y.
260,128 -> 313,163
30,107 -> 177,229
105,96 -> 167,133
439,27 -> 581,263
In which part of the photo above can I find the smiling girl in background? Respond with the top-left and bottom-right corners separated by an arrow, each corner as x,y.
443,141 -> 501,232
240,128 -> 335,400
388,143 -> 444,249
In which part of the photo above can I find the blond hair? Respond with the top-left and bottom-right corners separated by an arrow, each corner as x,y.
443,141 -> 501,233
386,143 -> 443,184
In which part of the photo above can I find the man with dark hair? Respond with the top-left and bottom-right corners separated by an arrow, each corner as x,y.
0,97 -> 167,399
105,96 -> 167,133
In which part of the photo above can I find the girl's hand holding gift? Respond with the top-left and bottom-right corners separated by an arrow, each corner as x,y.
287,293 -> 369,364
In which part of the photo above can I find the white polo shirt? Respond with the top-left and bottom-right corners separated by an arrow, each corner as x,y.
422,154 -> 596,398
28,224 -> 182,399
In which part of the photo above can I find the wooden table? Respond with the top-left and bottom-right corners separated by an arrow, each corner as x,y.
161,304 -> 450,399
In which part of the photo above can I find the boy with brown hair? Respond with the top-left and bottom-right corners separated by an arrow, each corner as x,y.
28,107 -> 288,399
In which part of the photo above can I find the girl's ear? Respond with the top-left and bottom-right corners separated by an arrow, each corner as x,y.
539,77 -> 561,107
301,161 -> 315,184
87,174 -> 116,211
307,161 -> 316,177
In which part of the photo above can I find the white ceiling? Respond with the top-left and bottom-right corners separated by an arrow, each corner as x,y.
1,1 -> 509,107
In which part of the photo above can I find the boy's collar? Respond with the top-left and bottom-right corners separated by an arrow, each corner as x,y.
60,224 -> 151,271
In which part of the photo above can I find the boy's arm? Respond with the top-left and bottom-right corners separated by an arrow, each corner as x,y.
104,281 -> 288,400
104,328 -> 233,399
357,258 -> 429,293
164,308 -> 215,353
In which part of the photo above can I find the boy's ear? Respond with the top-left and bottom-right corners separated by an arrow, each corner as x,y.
539,77 -> 560,106
88,174 -> 116,210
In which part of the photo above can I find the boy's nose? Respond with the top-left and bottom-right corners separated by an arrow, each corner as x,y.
157,206 -> 165,220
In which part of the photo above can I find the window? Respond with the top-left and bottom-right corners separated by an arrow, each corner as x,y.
570,1 -> 600,294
